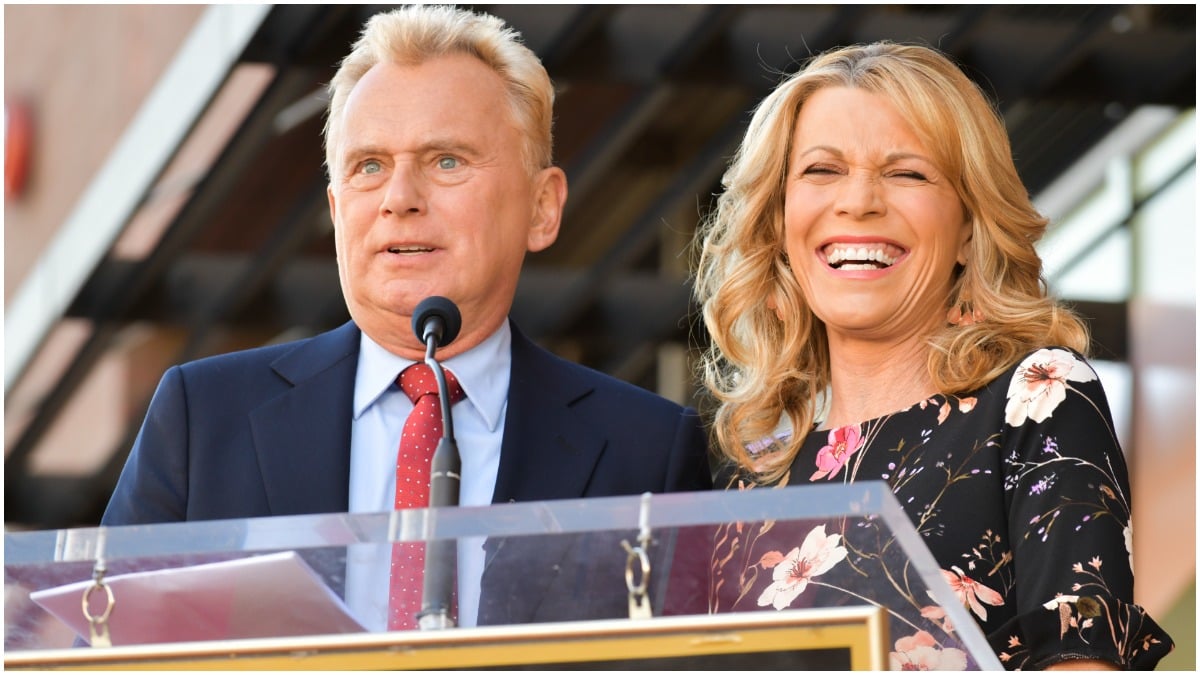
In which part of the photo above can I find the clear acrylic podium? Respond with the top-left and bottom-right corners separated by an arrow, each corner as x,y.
5,482 -> 1003,670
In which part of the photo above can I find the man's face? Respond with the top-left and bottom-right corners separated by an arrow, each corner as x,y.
327,53 -> 565,359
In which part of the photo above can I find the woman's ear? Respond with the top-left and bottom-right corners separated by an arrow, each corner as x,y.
766,289 -> 785,321
956,218 -> 973,267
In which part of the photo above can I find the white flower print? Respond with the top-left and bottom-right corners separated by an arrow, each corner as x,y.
1042,594 -> 1079,610
756,525 -> 848,610
1005,349 -> 1097,427
1123,522 -> 1134,574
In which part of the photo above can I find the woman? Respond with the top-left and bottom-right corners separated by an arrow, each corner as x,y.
692,42 -> 1172,670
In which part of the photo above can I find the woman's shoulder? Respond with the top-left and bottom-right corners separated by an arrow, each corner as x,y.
1007,345 -> 1095,374
995,346 -> 1108,429
978,345 -> 1092,383
970,346 -> 1099,396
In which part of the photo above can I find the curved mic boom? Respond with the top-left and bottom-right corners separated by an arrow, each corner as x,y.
409,295 -> 463,631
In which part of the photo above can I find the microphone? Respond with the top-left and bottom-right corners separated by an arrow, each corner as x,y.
412,295 -> 462,351
411,296 -> 462,631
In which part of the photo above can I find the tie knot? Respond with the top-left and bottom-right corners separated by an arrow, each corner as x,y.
398,363 -> 465,405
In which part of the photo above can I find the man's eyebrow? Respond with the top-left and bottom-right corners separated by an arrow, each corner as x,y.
338,143 -> 389,165
417,138 -> 480,156
340,139 -> 480,160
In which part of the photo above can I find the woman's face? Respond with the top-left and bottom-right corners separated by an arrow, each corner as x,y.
782,86 -> 971,346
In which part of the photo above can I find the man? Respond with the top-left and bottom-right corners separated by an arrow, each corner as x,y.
101,6 -> 711,631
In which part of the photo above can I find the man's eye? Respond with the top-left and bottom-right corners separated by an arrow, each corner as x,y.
437,156 -> 460,170
360,159 -> 383,174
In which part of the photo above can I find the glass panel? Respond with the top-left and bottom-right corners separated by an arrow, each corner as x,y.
5,483 -> 1002,670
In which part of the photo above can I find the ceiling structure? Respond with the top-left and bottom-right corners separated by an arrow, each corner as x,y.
5,4 -> 1195,529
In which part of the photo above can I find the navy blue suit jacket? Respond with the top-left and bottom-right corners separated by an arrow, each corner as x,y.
103,320 -> 711,522
101,320 -> 712,624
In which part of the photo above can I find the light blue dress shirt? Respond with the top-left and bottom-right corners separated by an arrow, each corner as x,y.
344,322 -> 510,629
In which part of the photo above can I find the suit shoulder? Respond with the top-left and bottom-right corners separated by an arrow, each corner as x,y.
579,359 -> 684,404
179,339 -> 297,370
174,322 -> 359,387
174,338 -> 302,382
531,344 -> 691,415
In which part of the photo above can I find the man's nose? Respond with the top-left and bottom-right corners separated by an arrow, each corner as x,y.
380,164 -> 426,217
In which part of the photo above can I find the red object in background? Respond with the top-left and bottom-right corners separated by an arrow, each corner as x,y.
6,98 -> 34,200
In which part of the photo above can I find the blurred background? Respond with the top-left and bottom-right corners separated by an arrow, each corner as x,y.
4,5 -> 1194,666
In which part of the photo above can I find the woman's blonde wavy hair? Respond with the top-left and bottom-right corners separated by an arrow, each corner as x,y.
693,42 -> 1090,481
323,5 -> 555,181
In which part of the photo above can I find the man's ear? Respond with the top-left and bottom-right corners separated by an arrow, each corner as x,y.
527,166 -> 567,253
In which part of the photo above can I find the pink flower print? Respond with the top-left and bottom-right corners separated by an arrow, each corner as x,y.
920,605 -> 947,621
919,604 -> 955,633
1004,349 -> 1096,427
810,424 -> 864,481
758,550 -> 786,568
756,525 -> 848,610
937,401 -> 952,425
942,565 -> 1004,621
889,630 -> 969,671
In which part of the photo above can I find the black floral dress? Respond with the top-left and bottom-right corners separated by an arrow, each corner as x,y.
708,348 -> 1173,670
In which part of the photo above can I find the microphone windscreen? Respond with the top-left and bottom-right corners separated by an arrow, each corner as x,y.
412,296 -> 462,348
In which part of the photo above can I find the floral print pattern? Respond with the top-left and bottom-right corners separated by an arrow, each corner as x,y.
943,565 -> 1005,622
1004,348 -> 1096,426
890,630 -> 969,671
755,525 -> 848,609
707,348 -> 1172,670
811,425 -> 864,480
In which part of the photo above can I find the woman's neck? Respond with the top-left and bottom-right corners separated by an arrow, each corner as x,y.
821,336 -> 936,430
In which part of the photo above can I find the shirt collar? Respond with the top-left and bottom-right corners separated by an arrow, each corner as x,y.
354,322 -> 511,432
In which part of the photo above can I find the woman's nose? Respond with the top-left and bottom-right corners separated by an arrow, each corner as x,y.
834,171 -> 886,219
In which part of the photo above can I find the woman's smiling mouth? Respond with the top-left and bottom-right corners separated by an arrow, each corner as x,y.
822,242 -> 904,271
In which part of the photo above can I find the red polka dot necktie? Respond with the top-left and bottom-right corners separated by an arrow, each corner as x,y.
388,363 -> 465,631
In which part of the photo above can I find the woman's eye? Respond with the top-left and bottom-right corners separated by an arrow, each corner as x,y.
891,170 -> 928,181
804,165 -> 838,175
437,156 -> 460,170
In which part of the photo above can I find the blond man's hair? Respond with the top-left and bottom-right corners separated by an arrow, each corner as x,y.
323,5 -> 555,180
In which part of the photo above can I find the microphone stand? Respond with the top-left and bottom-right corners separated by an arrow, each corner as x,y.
417,331 -> 461,630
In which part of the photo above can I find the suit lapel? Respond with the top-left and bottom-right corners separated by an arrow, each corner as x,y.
481,325 -> 612,625
249,321 -> 360,516
491,324 -> 606,505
